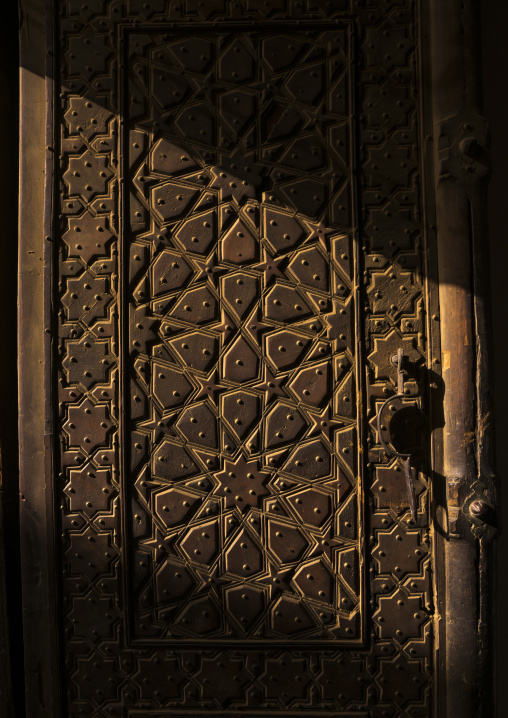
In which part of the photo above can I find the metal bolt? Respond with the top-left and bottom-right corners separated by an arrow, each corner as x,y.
470,500 -> 489,519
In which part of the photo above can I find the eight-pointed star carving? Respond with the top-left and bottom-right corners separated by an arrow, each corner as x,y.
213,454 -> 272,512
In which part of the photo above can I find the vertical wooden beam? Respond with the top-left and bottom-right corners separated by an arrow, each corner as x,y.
19,0 -> 60,715
0,2 -> 20,715
429,0 -> 496,716
0,447 -> 13,718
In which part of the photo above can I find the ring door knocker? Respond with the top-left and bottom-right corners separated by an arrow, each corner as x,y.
376,348 -> 420,521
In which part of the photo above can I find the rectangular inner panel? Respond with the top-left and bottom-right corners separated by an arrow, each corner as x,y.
125,26 -> 363,643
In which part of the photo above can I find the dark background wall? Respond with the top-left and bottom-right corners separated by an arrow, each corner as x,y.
481,2 -> 508,712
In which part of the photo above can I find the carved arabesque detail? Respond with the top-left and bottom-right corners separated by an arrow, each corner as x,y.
56,0 -> 433,715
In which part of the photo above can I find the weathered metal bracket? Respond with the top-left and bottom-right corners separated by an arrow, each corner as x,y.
437,108 -> 491,186
376,348 -> 422,520
462,480 -> 496,537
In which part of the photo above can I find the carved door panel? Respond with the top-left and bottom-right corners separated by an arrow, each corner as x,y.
125,27 -> 365,648
18,1 -> 495,717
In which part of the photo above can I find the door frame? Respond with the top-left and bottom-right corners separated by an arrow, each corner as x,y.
17,0 -> 497,716
429,1 -> 497,715
19,0 -> 62,715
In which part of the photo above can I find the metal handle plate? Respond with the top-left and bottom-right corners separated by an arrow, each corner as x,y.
375,348 -> 418,520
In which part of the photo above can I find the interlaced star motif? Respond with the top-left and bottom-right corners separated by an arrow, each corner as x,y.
140,528 -> 176,565
213,455 -> 272,512
259,561 -> 295,600
253,246 -> 287,287
242,307 -> 272,345
253,362 -> 288,404
192,369 -> 226,405
306,404 -> 343,443
209,310 -> 238,345
194,563 -> 230,593
191,251 -> 228,286
137,405 -> 179,445
307,524 -> 342,564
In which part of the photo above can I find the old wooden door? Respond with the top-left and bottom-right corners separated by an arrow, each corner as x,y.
18,0 -> 496,717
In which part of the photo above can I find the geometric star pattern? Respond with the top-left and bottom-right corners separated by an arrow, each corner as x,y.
55,2 -> 432,716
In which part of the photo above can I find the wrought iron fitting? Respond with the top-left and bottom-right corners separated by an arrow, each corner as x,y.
462,480 -> 497,537
437,108 -> 491,186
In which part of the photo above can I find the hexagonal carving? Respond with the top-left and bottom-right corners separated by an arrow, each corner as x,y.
262,101 -> 302,145
225,529 -> 263,578
150,66 -> 191,109
174,594 -> 222,635
221,389 -> 262,442
283,439 -> 332,480
264,283 -> 313,323
218,38 -> 254,83
267,520 -> 308,564
265,329 -> 312,371
150,439 -> 200,482
151,181 -> 199,223
151,361 -> 193,409
180,519 -> 220,565
263,207 -> 305,254
288,488 -> 332,528
280,177 -> 328,218
221,218 -> 258,265
261,36 -> 306,72
222,335 -> 259,383
288,361 -> 331,407
288,245 -> 329,292
264,401 -> 307,449
224,585 -> 266,634
151,250 -> 193,296
271,597 -> 316,636
150,136 -> 200,176
165,36 -> 214,74
286,64 -> 324,105
175,402 -> 218,449
155,487 -> 202,528
293,559 -> 334,604
174,101 -> 215,145
279,134 -> 326,173
219,89 -> 256,136
174,209 -> 217,255
168,332 -> 219,373
155,558 -> 196,605
222,272 -> 260,321
170,285 -> 219,325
